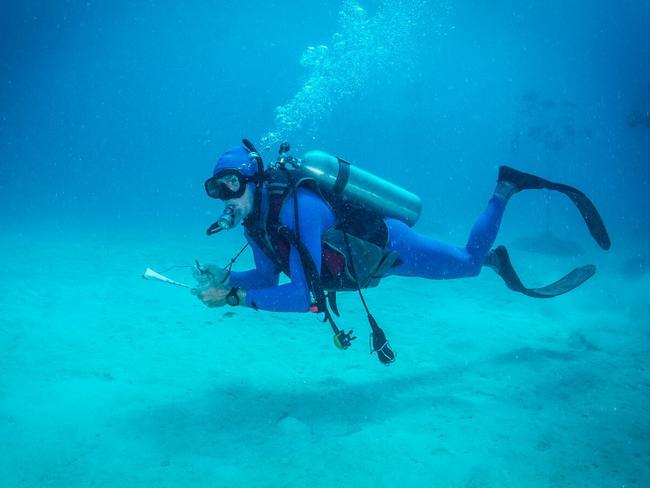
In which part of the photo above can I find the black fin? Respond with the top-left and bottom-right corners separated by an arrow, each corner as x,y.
549,182 -> 611,250
499,166 -> 611,250
485,246 -> 596,298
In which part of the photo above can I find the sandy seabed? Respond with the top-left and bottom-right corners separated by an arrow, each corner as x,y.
1,225 -> 648,488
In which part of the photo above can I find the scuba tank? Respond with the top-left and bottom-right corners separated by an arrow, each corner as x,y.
278,149 -> 422,227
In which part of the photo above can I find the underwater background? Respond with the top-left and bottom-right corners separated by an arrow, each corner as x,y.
1,1 -> 649,487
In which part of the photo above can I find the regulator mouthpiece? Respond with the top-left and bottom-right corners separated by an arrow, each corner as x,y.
206,205 -> 237,236
217,205 -> 236,230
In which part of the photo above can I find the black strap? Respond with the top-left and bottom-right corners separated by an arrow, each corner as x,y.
276,225 -> 341,335
332,158 -> 351,196
327,291 -> 340,317
291,174 -> 301,239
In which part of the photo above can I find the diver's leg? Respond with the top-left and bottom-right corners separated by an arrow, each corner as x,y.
465,195 -> 507,264
386,195 -> 506,279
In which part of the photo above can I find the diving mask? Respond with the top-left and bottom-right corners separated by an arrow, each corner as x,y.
204,170 -> 250,200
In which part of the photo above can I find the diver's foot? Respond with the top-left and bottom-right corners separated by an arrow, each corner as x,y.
482,248 -> 502,273
495,165 -> 551,200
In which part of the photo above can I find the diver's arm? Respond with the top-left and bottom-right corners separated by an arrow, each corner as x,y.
227,237 -> 280,289
243,190 -> 333,312
196,237 -> 279,308
242,242 -> 316,312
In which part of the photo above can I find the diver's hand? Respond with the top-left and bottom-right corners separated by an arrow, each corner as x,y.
193,263 -> 230,287
193,286 -> 230,308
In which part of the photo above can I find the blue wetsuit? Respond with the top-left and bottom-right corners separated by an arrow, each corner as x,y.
229,188 -> 506,312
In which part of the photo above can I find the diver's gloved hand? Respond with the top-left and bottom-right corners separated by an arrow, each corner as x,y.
192,286 -> 230,308
192,263 -> 230,287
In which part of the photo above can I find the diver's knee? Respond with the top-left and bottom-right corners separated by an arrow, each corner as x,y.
442,261 -> 481,279
463,260 -> 482,278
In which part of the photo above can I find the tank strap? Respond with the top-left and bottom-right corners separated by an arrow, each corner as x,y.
332,158 -> 351,196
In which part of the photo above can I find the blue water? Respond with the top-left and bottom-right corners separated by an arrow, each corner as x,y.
2,1 -> 649,487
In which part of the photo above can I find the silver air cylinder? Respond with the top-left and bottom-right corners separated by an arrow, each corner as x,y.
298,150 -> 422,227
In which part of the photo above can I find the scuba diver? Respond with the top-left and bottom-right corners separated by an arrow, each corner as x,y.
194,139 -> 610,365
